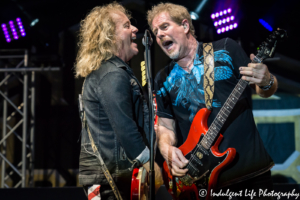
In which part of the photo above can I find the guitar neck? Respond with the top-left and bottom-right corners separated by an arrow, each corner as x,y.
200,56 -> 262,149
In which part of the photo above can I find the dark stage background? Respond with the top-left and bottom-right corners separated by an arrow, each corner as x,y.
0,0 -> 300,197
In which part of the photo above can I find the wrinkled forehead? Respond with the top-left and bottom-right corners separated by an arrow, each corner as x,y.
152,12 -> 172,29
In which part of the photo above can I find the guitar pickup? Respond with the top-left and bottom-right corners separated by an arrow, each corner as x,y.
197,144 -> 209,155
191,154 -> 203,166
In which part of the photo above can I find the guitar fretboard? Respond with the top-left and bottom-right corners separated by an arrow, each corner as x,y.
200,56 -> 261,149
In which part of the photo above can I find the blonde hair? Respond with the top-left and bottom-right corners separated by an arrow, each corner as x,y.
75,2 -> 131,77
147,3 -> 196,38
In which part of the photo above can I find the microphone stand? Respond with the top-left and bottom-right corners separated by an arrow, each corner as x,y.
142,29 -> 155,200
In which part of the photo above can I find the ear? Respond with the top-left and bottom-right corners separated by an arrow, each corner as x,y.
181,19 -> 189,34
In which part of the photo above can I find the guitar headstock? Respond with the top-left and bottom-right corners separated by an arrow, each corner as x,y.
256,29 -> 288,62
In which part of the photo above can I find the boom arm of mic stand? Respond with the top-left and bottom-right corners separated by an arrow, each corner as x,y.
143,31 -> 155,200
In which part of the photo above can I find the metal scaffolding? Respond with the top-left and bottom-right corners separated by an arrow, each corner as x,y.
0,49 -> 60,188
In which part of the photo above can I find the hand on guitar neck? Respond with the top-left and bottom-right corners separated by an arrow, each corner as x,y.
239,53 -> 278,98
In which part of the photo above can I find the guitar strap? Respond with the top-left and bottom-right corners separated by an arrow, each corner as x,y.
79,79 -> 123,200
203,43 -> 215,110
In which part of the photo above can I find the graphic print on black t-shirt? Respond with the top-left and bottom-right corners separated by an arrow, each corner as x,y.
156,50 -> 234,122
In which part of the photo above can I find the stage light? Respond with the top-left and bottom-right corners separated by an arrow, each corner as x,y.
211,8 -> 237,34
190,12 -> 199,20
30,18 -> 39,27
1,18 -> 26,42
259,19 -> 273,31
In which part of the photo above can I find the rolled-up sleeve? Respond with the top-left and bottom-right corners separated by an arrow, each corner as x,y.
96,70 -> 149,164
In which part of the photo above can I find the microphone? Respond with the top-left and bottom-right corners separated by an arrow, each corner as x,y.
142,29 -> 153,46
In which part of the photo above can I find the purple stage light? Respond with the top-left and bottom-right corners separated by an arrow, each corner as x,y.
227,17 -> 230,22
20,29 -> 24,33
214,22 -> 218,26
14,36 -> 19,39
1,24 -> 6,28
216,13 -> 219,18
231,16 -> 234,20
222,19 -> 226,24
6,39 -> 11,42
222,27 -> 225,32
21,33 -> 26,36
228,8 -> 231,13
9,21 -> 13,24
12,29 -> 16,32
16,18 -> 21,22
211,14 -> 215,19
230,25 -> 233,29
217,29 -> 221,34
18,22 -> 22,25
5,35 -> 9,38
220,11 -> 223,16
226,26 -> 229,31
218,20 -> 222,25
224,10 -> 227,15
233,23 -> 238,28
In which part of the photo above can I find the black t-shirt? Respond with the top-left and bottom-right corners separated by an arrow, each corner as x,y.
154,38 -> 273,186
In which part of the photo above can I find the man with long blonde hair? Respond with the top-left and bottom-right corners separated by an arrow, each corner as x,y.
76,2 -> 161,199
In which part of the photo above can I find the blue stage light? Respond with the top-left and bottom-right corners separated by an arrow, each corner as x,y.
259,19 -> 273,31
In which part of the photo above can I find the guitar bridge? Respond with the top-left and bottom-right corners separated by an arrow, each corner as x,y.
180,174 -> 194,186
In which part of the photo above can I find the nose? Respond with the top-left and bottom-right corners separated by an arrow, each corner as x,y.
131,25 -> 138,34
156,29 -> 164,39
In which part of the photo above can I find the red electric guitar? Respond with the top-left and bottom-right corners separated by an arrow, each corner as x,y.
162,29 -> 287,200
130,95 -> 158,200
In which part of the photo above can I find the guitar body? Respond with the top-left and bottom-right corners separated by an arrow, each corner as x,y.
131,167 -> 149,200
163,108 -> 236,200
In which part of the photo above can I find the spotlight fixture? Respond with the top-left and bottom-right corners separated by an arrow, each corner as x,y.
211,8 -> 237,34
1,18 -> 26,42
190,12 -> 199,20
